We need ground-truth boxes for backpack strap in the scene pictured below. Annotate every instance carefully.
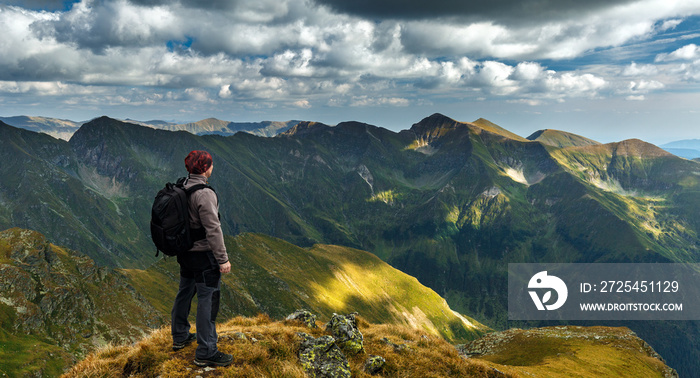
[184,183,213,196]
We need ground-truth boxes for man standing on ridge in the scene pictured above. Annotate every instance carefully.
[171,150,233,367]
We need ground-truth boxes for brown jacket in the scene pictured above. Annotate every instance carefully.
[183,174,228,264]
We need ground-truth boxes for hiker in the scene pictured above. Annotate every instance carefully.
[171,150,233,367]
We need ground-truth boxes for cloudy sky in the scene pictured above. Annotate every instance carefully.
[2,0,700,143]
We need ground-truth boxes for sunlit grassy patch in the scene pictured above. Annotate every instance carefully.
[467,326,675,378]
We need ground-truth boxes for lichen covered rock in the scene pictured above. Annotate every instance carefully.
[364,355,386,375]
[286,309,318,329]
[326,313,364,354]
[297,332,351,378]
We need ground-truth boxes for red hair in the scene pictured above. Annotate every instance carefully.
[185,150,213,174]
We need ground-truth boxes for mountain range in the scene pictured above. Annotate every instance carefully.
[0,116,81,141]
[1,113,699,375]
[0,115,301,140]
[144,118,301,137]
[5,113,699,159]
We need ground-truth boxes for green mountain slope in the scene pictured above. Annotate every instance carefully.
[121,232,488,343]
[0,228,165,377]
[463,326,676,377]
[548,140,700,262]
[0,121,153,267]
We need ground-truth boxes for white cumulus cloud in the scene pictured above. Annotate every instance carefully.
[0,0,699,121]
[655,44,700,62]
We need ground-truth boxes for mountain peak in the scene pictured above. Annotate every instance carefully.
[412,113,459,129]
[190,117,229,127]
[527,129,600,148]
[280,121,332,137]
[409,114,527,142]
[408,113,463,139]
[426,112,456,123]
[614,138,673,158]
[471,118,528,141]
[91,115,115,123]
[71,116,133,137]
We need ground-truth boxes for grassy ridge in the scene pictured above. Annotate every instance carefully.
[466,326,675,377]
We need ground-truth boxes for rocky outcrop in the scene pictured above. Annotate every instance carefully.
[326,313,364,354]
[364,355,386,375]
[297,333,351,378]
[0,228,166,364]
[294,311,384,377]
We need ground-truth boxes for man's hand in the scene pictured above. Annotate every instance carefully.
[220,261,231,274]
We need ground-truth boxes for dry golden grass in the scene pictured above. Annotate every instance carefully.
[350,322,505,378]
[63,315,672,378]
[62,314,506,378]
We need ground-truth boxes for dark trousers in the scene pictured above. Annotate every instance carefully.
[171,251,221,359]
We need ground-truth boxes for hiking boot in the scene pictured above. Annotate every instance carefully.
[194,351,233,367]
[172,333,197,351]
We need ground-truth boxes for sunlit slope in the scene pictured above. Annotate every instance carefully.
[527,128,600,148]
[472,117,529,142]
[122,233,489,343]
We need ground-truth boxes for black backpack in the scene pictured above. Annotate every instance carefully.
[150,177,211,257]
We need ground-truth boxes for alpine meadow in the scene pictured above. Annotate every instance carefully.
[0,113,697,376]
